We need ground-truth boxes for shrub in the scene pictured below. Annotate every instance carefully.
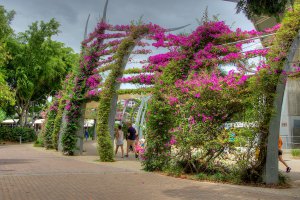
[291,149,300,157]
[163,161,184,177]
[278,172,290,185]
[0,127,37,142]
[34,131,45,147]
[195,173,208,180]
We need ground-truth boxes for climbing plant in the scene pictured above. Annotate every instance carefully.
[242,0,300,182]
[40,2,299,187]
[44,99,59,149]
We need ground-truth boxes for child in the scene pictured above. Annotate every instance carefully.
[135,138,145,159]
[115,125,124,158]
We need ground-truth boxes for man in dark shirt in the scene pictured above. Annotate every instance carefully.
[125,123,137,157]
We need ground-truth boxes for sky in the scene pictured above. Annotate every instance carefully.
[1,0,256,53]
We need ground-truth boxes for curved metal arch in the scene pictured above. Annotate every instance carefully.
[84,14,91,40]
[102,0,109,22]
[166,24,191,32]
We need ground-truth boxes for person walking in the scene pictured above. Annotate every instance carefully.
[115,125,124,158]
[125,123,136,157]
[278,136,291,173]
[84,128,89,141]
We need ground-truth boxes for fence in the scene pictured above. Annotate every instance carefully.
[281,135,300,149]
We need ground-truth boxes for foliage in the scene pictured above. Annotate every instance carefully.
[0,5,15,41]
[142,91,174,171]
[291,149,300,157]
[117,88,152,95]
[96,23,155,161]
[60,31,104,154]
[97,36,136,162]
[241,0,300,182]
[61,101,81,155]
[137,12,298,185]
[142,20,260,172]
[51,99,64,150]
[266,0,300,68]
[123,68,143,74]
[0,6,15,107]
[128,99,141,122]
[49,74,75,150]
[40,2,298,188]
[3,18,78,126]
[34,131,45,147]
[0,109,6,122]
[0,126,36,142]
[44,108,57,149]
[194,171,241,184]
[0,73,15,107]
[236,0,293,20]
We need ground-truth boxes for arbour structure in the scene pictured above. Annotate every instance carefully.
[43,0,276,157]
[41,0,300,184]
[42,0,189,158]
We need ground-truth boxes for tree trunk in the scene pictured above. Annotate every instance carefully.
[24,108,29,127]
[18,102,30,127]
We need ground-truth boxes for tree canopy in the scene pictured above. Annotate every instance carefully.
[2,15,78,125]
[236,0,294,20]
[0,6,15,112]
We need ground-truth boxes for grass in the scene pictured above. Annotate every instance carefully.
[291,149,300,157]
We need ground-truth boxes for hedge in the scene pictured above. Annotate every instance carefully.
[0,127,37,142]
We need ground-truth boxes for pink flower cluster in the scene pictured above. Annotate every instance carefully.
[264,24,281,33]
[86,74,102,89]
[65,102,72,111]
[168,96,179,105]
[86,89,101,98]
[202,114,213,122]
[244,49,269,57]
[97,56,114,66]
[165,135,177,147]
[175,70,249,96]
[256,61,270,71]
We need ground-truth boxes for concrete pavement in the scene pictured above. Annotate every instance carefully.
[0,143,299,200]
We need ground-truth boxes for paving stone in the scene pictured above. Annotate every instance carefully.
[0,144,299,200]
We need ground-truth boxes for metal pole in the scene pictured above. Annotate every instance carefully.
[265,32,300,184]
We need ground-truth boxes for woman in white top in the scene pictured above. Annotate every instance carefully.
[115,125,124,158]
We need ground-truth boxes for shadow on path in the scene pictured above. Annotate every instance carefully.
[0,159,33,165]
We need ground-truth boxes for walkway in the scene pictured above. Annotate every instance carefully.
[0,144,299,200]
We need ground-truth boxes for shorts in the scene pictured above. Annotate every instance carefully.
[278,149,283,156]
[116,142,123,146]
[127,140,135,149]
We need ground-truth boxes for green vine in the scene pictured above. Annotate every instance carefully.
[51,99,65,150]
[44,108,58,149]
[117,87,153,95]
[244,1,300,182]
[123,68,143,74]
[97,26,149,161]
[142,60,186,171]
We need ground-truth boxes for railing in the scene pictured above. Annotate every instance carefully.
[281,135,300,149]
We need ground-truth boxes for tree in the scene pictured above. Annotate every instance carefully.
[0,6,15,112]
[3,18,78,126]
[0,5,15,66]
[236,0,294,21]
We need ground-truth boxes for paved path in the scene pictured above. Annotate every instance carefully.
[0,144,299,200]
